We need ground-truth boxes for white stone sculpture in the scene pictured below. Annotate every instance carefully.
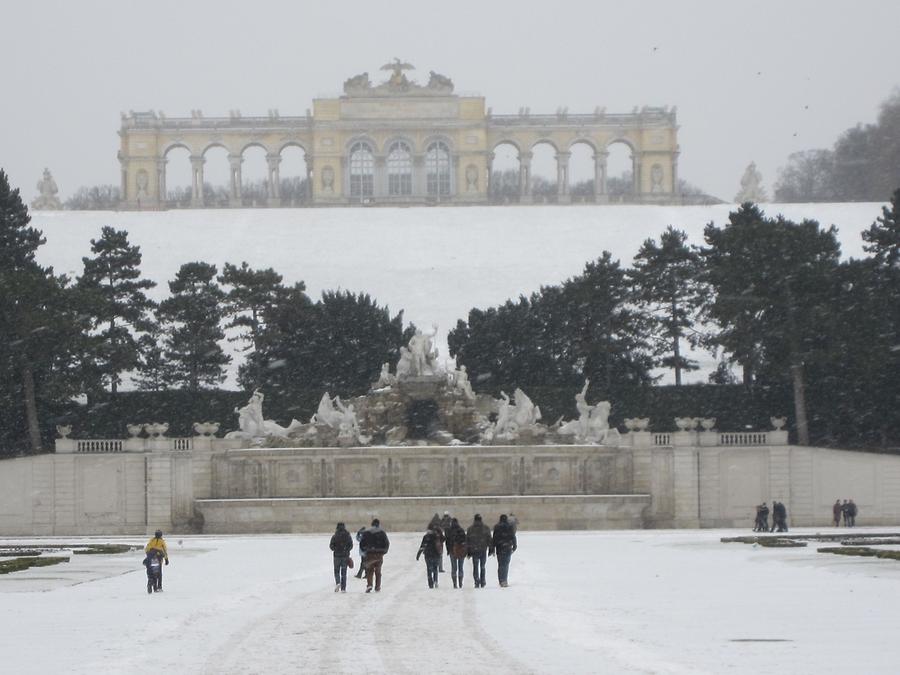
[313,392,365,446]
[771,416,787,430]
[144,422,169,438]
[488,387,545,442]
[126,424,143,438]
[56,425,72,439]
[454,365,475,400]
[375,362,396,389]
[193,421,220,437]
[32,168,62,210]
[700,418,717,431]
[558,380,614,444]
[398,325,442,378]
[734,161,768,203]
[225,389,302,439]
[512,388,542,428]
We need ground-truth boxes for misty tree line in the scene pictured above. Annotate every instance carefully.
[2,168,898,453]
[774,90,900,202]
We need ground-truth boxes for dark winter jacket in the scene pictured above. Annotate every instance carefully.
[446,522,467,558]
[440,514,453,532]
[491,521,517,555]
[417,530,443,561]
[330,526,353,557]
[466,521,492,554]
[361,526,390,554]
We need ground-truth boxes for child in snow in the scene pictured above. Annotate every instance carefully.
[143,549,164,593]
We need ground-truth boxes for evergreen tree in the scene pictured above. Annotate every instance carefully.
[700,203,841,444]
[157,262,230,391]
[218,262,302,389]
[0,170,85,452]
[77,226,156,394]
[250,289,411,418]
[862,187,900,268]
[631,226,703,385]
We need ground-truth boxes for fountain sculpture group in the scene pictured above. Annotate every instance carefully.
[224,328,617,448]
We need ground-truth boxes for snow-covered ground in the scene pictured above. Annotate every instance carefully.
[30,203,885,386]
[2,528,899,674]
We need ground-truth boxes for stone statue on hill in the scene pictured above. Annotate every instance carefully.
[734,162,768,203]
[32,168,62,210]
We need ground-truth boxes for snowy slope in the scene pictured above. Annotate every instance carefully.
[2,529,899,674]
[30,203,885,387]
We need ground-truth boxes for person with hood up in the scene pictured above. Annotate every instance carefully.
[329,522,354,592]
[490,514,517,587]
[466,514,491,588]
[354,525,367,578]
[145,529,169,591]
[446,517,468,589]
[360,518,390,593]
[416,524,444,589]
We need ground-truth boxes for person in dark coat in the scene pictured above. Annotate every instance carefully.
[770,501,788,533]
[446,517,467,589]
[848,499,858,527]
[439,511,452,572]
[360,518,390,592]
[490,513,517,587]
[416,525,444,589]
[842,499,851,526]
[354,525,367,578]
[329,522,353,592]
[833,499,843,527]
[466,513,491,588]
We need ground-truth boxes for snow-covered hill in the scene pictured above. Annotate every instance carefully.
[30,203,885,387]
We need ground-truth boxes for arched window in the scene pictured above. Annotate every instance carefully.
[349,142,374,197]
[426,141,451,197]
[387,141,412,196]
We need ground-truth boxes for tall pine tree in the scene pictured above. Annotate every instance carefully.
[630,226,703,385]
[77,226,156,394]
[158,262,230,391]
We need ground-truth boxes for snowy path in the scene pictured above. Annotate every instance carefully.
[3,530,900,674]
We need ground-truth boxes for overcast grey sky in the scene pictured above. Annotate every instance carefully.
[2,0,898,202]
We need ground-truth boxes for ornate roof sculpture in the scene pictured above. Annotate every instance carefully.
[343,59,454,97]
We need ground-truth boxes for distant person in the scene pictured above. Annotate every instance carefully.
[848,499,858,527]
[329,522,353,593]
[416,525,443,589]
[360,518,390,593]
[439,511,453,572]
[466,514,491,588]
[142,549,164,594]
[833,499,843,527]
[354,525,367,579]
[145,529,169,591]
[842,499,850,527]
[446,517,467,589]
[771,501,788,533]
[490,514,517,588]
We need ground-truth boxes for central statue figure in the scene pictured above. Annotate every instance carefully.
[380,58,415,88]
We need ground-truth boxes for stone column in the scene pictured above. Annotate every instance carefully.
[632,153,643,200]
[266,154,282,206]
[671,150,680,196]
[157,158,167,206]
[305,154,314,205]
[228,154,243,207]
[518,151,533,203]
[486,151,494,200]
[556,150,571,203]
[121,168,128,202]
[190,155,205,207]
[594,150,608,203]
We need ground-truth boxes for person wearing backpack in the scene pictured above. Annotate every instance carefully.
[446,517,468,589]
[416,524,444,589]
[329,522,354,593]
[490,514,517,588]
[466,514,491,588]
[360,518,390,593]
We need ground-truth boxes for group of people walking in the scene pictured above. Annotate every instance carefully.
[752,501,788,532]
[329,511,519,593]
[833,499,859,527]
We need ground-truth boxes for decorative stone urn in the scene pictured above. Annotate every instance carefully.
[674,417,693,431]
[635,418,650,431]
[126,424,144,438]
[700,418,716,431]
[56,425,72,439]
[144,422,169,438]
[193,421,220,437]
[623,418,638,432]
[770,416,787,430]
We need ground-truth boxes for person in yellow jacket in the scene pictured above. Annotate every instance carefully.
[145,529,169,590]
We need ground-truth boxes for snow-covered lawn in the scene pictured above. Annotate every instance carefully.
[2,528,899,674]
[30,203,884,386]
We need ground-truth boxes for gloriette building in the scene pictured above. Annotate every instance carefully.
[118,61,680,208]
